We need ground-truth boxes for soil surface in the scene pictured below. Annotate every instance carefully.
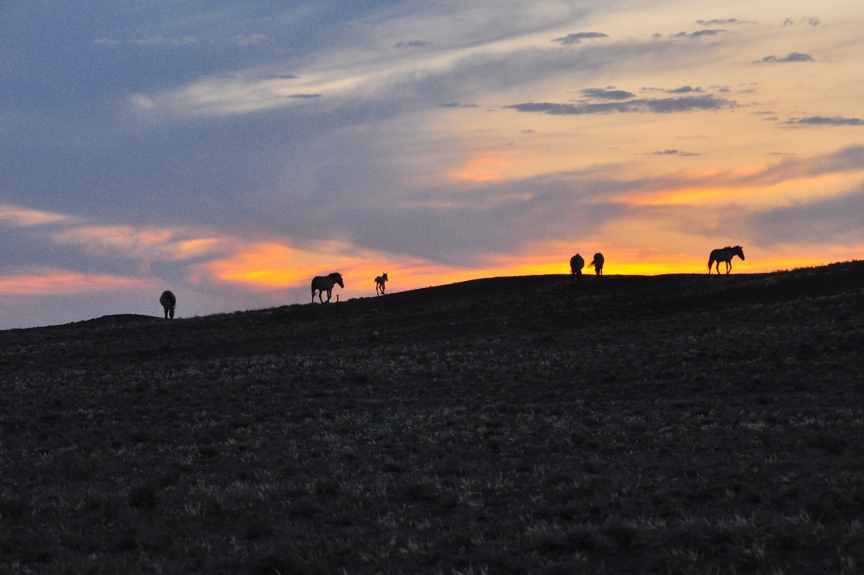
[2,262,863,574]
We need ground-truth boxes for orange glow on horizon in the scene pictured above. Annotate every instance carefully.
[196,237,864,302]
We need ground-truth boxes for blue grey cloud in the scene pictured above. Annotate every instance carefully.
[440,102,479,109]
[652,149,700,157]
[673,29,727,39]
[394,40,433,49]
[509,95,734,115]
[553,32,608,45]
[785,116,864,126]
[581,88,636,100]
[696,18,750,26]
[756,52,814,63]
[749,186,864,245]
[668,85,704,94]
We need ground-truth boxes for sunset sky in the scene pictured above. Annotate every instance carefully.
[2,0,863,327]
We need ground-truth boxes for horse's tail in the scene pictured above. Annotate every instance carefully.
[707,255,714,272]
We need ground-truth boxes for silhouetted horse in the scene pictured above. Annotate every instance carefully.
[159,290,176,319]
[570,254,585,278]
[374,273,388,296]
[589,252,605,276]
[708,245,745,275]
[311,272,344,303]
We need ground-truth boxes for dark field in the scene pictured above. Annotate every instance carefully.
[2,262,864,574]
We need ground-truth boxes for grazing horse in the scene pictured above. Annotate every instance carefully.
[311,272,344,303]
[570,254,585,278]
[159,290,176,319]
[708,245,745,275]
[374,273,389,296]
[589,252,605,276]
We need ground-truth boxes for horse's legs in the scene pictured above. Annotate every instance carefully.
[726,261,731,274]
[326,289,332,303]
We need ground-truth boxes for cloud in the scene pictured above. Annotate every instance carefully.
[509,95,734,115]
[668,85,703,94]
[552,32,608,45]
[641,85,705,94]
[749,186,864,245]
[394,40,433,49]
[440,101,479,108]
[581,88,635,100]
[739,146,864,184]
[696,19,750,26]
[48,224,228,263]
[96,35,200,48]
[784,116,864,126]
[0,268,155,296]
[673,29,726,39]
[755,52,814,64]
[0,204,78,228]
[651,149,700,157]
[233,34,272,47]
[783,17,821,27]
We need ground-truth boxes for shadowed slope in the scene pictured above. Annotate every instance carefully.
[1,262,863,574]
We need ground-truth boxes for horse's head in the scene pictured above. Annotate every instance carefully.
[331,272,344,288]
[382,273,388,282]
[734,245,745,260]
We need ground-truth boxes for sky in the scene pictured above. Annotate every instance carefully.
[1,0,863,328]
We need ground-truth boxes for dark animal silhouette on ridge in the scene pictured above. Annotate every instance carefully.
[570,254,585,278]
[708,245,745,275]
[311,272,344,303]
[589,252,605,276]
[374,273,389,296]
[159,290,176,319]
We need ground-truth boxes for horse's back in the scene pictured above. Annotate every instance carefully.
[160,290,176,307]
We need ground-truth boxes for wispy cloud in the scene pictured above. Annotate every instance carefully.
[785,116,864,126]
[581,88,635,100]
[755,52,814,64]
[673,29,727,39]
[0,204,78,228]
[696,19,751,26]
[552,32,608,45]
[440,101,479,109]
[95,35,199,48]
[0,268,155,296]
[233,34,272,47]
[749,185,864,245]
[783,17,821,27]
[509,95,734,115]
[651,149,700,157]
[394,40,433,49]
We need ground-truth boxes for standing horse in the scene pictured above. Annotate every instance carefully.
[311,272,344,303]
[708,246,745,275]
[159,290,176,319]
[374,273,389,296]
[589,252,605,276]
[570,254,585,278]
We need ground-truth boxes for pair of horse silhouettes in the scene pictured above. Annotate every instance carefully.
[310,272,388,303]
[570,252,605,278]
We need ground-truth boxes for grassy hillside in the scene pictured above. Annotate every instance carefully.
[2,262,864,574]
